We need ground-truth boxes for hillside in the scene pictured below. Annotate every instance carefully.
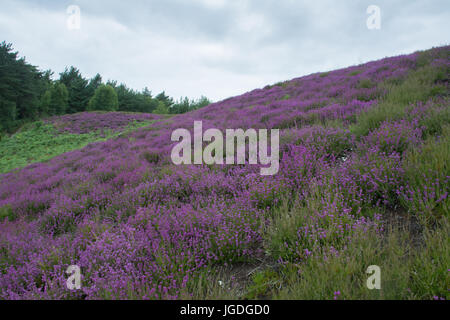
[0,112,161,174]
[0,46,448,300]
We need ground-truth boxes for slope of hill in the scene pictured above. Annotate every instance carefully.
[0,112,161,174]
[0,46,448,299]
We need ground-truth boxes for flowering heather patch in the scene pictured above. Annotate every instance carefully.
[47,112,160,135]
[0,46,449,299]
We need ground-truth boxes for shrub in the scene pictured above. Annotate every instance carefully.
[357,78,376,89]
[141,151,160,164]
[0,205,16,222]
[88,85,119,111]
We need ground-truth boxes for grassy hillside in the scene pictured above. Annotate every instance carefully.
[0,46,448,300]
[0,112,160,173]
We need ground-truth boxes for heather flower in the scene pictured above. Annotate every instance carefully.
[0,47,448,299]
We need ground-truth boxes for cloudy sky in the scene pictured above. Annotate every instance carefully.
[1,0,449,101]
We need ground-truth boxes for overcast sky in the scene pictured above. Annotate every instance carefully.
[1,0,449,101]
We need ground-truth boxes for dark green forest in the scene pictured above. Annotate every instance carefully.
[0,41,211,133]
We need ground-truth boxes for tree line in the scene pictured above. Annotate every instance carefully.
[0,42,211,133]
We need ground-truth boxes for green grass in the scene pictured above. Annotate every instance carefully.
[400,126,450,222]
[179,269,243,300]
[0,205,15,222]
[348,70,363,76]
[357,78,376,89]
[196,217,448,300]
[351,64,449,138]
[273,220,449,300]
[0,120,153,174]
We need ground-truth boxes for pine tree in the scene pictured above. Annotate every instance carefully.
[68,77,90,113]
[59,66,91,113]
[155,91,173,108]
[87,74,102,96]
[0,98,17,132]
[0,42,46,130]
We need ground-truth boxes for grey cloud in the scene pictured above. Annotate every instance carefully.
[1,0,449,101]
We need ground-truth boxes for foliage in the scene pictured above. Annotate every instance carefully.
[169,96,211,114]
[88,85,119,111]
[0,41,49,131]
